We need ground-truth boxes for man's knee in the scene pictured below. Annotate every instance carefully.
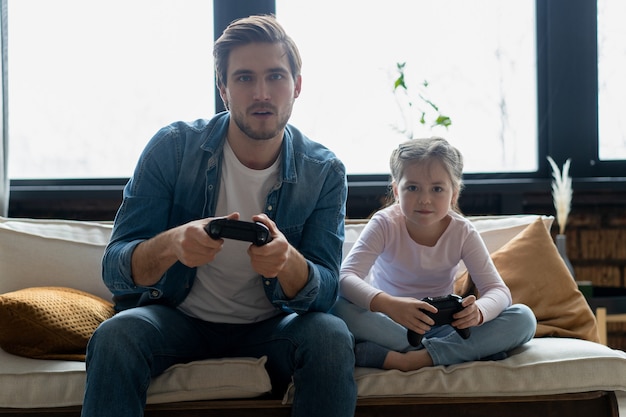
[87,308,159,360]
[300,313,355,359]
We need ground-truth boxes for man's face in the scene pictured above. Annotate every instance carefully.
[220,42,301,141]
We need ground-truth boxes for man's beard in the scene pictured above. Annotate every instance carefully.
[232,104,293,141]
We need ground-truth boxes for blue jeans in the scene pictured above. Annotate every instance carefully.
[330,298,536,366]
[81,305,357,417]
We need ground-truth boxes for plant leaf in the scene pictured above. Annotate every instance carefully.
[434,115,452,128]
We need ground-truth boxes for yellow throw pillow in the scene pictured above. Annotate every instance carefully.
[454,217,599,343]
[0,286,115,360]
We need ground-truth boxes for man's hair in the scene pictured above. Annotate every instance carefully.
[213,14,302,88]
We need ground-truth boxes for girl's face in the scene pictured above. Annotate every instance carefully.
[393,159,458,228]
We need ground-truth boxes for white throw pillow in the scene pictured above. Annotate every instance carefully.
[344,215,553,258]
[0,217,113,301]
[465,214,554,253]
[343,215,554,277]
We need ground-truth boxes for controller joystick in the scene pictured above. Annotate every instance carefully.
[407,294,471,347]
[205,218,273,246]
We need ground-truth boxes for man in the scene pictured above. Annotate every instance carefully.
[81,14,357,417]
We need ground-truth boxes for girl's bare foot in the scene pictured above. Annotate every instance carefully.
[383,349,434,371]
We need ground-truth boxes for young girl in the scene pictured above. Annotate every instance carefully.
[331,137,536,371]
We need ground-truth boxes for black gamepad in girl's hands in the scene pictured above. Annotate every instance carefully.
[205,219,273,246]
[407,294,471,347]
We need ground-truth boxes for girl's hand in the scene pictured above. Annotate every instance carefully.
[370,292,438,336]
[452,295,483,329]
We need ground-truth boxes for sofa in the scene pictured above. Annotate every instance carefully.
[1,214,626,417]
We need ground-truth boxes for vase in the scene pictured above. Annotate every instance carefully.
[555,234,575,279]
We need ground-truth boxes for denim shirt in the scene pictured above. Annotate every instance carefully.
[103,112,347,315]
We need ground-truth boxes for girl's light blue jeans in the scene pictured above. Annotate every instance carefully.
[330,297,537,366]
[81,305,357,417]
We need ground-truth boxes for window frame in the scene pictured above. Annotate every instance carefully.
[7,0,626,219]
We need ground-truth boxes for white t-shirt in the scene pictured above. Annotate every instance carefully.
[339,204,512,323]
[178,141,281,323]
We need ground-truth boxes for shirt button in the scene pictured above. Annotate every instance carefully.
[267,205,273,211]
[150,289,160,297]
[265,280,271,286]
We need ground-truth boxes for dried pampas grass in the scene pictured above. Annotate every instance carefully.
[547,156,572,235]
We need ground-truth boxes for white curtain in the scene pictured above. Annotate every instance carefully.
[0,0,8,217]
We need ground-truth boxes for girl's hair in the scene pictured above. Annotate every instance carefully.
[388,137,465,211]
[213,14,302,89]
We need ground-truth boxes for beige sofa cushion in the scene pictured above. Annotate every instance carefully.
[283,338,626,402]
[0,348,271,408]
[0,217,113,300]
[351,338,626,398]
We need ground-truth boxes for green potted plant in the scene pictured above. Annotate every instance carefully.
[392,62,452,139]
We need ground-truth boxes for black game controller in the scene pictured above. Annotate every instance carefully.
[205,218,273,246]
[407,294,471,347]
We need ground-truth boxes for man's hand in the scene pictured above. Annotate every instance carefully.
[131,213,239,286]
[174,214,240,267]
[248,213,309,298]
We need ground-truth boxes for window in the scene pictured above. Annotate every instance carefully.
[6,1,626,182]
[277,0,537,174]
[597,0,626,161]
[8,0,214,179]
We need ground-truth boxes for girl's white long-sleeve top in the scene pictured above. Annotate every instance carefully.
[339,204,512,323]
